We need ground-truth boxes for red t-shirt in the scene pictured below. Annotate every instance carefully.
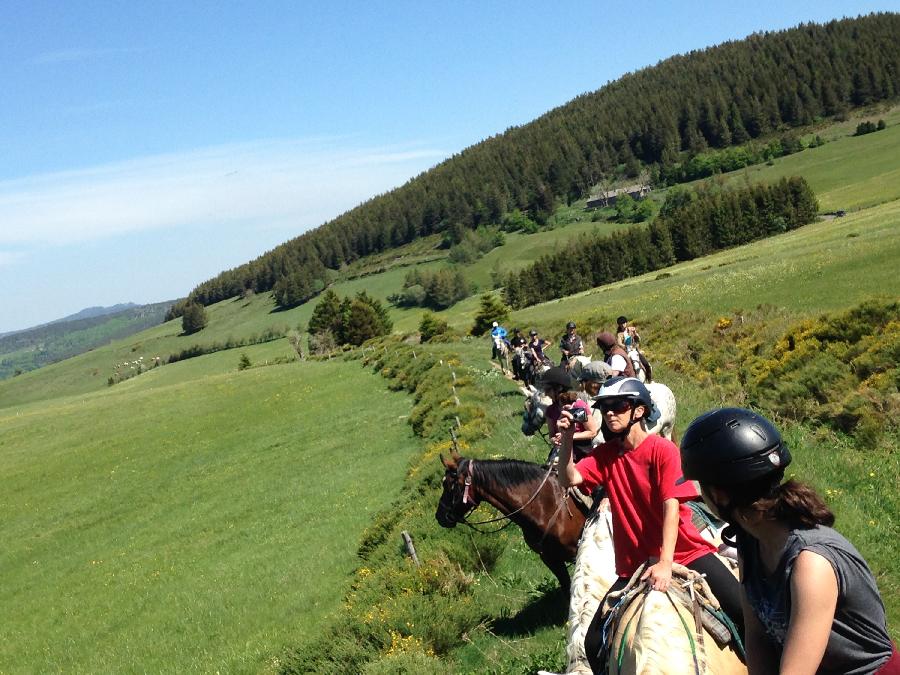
[575,434,715,577]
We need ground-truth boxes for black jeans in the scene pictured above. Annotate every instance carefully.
[584,553,744,674]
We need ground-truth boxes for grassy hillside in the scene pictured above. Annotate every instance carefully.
[0,355,415,673]
[0,301,172,381]
[718,104,900,212]
[0,105,897,673]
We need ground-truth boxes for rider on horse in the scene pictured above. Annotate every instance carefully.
[490,321,509,359]
[555,377,744,673]
[541,367,598,462]
[617,315,646,379]
[559,321,585,366]
[596,331,635,378]
[509,328,527,380]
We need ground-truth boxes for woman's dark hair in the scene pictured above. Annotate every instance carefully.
[558,390,579,405]
[734,477,835,529]
[617,315,628,326]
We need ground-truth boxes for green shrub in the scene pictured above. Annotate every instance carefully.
[419,312,450,343]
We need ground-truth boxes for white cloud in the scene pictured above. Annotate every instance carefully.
[0,139,446,247]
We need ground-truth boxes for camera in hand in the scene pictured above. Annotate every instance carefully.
[567,406,588,423]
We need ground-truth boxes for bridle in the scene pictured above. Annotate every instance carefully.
[441,458,559,533]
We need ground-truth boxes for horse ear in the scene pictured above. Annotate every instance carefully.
[440,453,458,469]
[450,448,462,462]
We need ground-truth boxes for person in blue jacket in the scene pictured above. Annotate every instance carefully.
[490,321,508,359]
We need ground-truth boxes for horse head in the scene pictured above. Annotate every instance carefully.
[435,452,479,528]
[521,387,551,436]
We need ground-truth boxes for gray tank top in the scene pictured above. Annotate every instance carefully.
[740,525,893,674]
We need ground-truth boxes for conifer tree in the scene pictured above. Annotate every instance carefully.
[470,293,510,336]
[181,302,208,335]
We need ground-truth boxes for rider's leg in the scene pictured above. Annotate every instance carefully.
[584,575,629,673]
[685,553,745,641]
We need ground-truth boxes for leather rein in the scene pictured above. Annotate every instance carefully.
[451,458,561,532]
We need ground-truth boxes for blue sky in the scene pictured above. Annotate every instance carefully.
[1,1,896,334]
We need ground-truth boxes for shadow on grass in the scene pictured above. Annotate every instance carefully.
[489,586,568,637]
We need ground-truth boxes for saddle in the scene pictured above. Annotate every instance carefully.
[595,561,744,672]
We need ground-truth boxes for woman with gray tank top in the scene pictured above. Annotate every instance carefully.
[678,408,898,675]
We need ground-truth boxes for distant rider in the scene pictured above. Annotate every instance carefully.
[509,328,527,380]
[559,321,585,366]
[490,321,508,359]
[528,329,550,366]
[596,331,635,378]
[616,315,644,377]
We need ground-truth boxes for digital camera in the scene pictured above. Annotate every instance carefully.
[567,407,588,424]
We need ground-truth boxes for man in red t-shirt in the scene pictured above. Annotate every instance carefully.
[556,377,743,671]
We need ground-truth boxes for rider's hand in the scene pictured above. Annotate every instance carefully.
[551,432,562,446]
[641,559,673,592]
[556,410,576,436]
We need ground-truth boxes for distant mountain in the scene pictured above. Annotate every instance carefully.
[0,301,174,380]
[51,303,140,325]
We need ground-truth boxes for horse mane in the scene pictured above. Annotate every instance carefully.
[471,458,548,489]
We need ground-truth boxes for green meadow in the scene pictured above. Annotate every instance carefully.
[0,358,415,673]
[0,107,898,672]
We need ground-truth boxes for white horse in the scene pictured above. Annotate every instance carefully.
[542,501,739,675]
[493,336,510,374]
[559,499,617,675]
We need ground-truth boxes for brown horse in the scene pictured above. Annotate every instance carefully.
[436,452,586,590]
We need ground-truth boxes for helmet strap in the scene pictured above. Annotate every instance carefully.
[606,404,640,445]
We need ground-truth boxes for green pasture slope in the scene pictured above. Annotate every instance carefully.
[0,355,416,673]
[718,104,900,213]
[0,107,897,672]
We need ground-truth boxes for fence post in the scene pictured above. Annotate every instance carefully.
[401,531,420,566]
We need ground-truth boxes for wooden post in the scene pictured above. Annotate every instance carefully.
[451,370,456,381]
[401,531,420,566]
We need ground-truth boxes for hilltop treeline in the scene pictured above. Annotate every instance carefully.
[178,13,900,314]
[503,177,819,308]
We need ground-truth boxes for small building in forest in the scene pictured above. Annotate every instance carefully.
[586,184,650,208]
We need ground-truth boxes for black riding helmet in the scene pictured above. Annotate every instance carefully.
[566,321,576,329]
[678,407,792,487]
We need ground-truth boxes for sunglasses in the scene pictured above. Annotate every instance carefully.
[598,399,633,414]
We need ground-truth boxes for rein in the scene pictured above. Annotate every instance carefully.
[455,458,559,532]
